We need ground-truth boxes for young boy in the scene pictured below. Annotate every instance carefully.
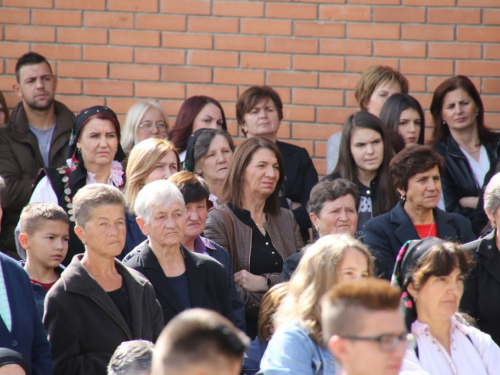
[18,202,69,319]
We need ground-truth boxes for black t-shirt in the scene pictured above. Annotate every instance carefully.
[167,272,191,310]
[107,275,132,331]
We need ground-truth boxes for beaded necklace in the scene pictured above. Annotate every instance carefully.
[425,330,458,375]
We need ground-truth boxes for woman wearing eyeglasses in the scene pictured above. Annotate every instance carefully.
[392,238,500,374]
[259,234,373,375]
[121,101,169,157]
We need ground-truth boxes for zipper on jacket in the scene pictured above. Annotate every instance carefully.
[90,297,132,340]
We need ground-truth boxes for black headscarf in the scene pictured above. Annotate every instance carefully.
[0,348,30,374]
[390,237,445,330]
[68,105,126,165]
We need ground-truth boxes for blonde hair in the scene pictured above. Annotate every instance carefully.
[276,234,374,347]
[257,283,289,342]
[121,101,169,155]
[124,138,180,215]
[354,65,409,112]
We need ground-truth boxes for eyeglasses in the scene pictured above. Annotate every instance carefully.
[340,333,415,352]
[138,121,168,132]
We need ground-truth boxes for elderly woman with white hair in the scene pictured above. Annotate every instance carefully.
[43,184,163,375]
[121,101,169,157]
[461,172,500,346]
[124,180,234,325]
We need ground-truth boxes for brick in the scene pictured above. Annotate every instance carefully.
[56,0,105,10]
[458,27,500,43]
[315,141,327,158]
[189,17,239,34]
[189,51,238,68]
[320,39,371,56]
[110,30,160,47]
[427,77,481,93]
[406,76,426,92]
[85,12,134,29]
[373,7,425,23]
[402,25,454,41]
[299,0,345,3]
[485,114,500,130]
[485,45,500,60]
[4,0,52,7]
[59,96,106,112]
[319,73,359,90]
[484,10,500,25]
[287,140,314,155]
[283,107,315,122]
[346,92,358,107]
[317,108,356,124]
[374,41,426,58]
[135,82,185,99]
[58,28,107,44]
[458,0,500,5]
[266,3,317,20]
[58,62,108,79]
[412,93,432,110]
[346,57,399,73]
[137,15,186,31]
[349,0,399,4]
[428,8,480,24]
[105,98,140,114]
[481,78,500,94]
[276,122,290,139]
[186,85,237,101]
[319,5,370,21]
[294,22,345,38]
[313,159,326,177]
[267,72,318,88]
[109,0,158,12]
[161,0,211,15]
[293,89,344,106]
[109,64,160,81]
[215,35,265,52]
[5,26,55,43]
[273,88,291,104]
[348,24,400,40]
[0,9,30,24]
[213,1,264,17]
[33,10,82,26]
[457,61,500,77]
[0,42,31,58]
[400,59,453,76]
[84,80,134,97]
[293,124,336,141]
[57,79,82,95]
[83,46,133,63]
[482,96,500,113]
[293,56,344,72]
[32,44,82,61]
[267,37,318,54]
[161,67,212,83]
[428,43,481,59]
[213,69,265,86]
[241,19,292,36]
[403,0,454,4]
[0,76,15,91]
[135,48,185,65]
[6,60,20,75]
[240,53,291,70]
[163,33,213,49]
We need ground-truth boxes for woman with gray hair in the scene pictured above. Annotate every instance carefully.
[461,172,500,346]
[124,180,234,326]
[43,184,163,375]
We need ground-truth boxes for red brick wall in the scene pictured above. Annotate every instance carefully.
[1,0,499,175]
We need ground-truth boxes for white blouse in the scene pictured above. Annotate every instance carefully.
[400,318,500,375]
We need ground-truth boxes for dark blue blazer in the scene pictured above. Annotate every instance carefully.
[0,253,52,375]
[122,211,146,260]
[364,202,476,280]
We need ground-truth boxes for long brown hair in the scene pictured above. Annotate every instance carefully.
[221,137,284,216]
[333,112,397,216]
[430,75,492,144]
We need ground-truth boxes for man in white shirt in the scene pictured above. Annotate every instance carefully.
[322,278,411,375]
[0,52,75,257]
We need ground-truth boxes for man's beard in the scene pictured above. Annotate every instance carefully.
[25,95,54,112]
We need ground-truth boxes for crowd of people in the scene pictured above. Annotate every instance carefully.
[0,51,499,375]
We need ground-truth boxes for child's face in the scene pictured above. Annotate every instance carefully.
[24,221,69,268]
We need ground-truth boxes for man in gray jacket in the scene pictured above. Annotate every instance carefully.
[0,52,75,257]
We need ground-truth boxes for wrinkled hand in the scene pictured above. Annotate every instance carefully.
[459,196,479,209]
[234,270,268,292]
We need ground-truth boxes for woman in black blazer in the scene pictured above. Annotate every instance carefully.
[364,145,476,279]
[461,172,500,346]
[123,179,234,326]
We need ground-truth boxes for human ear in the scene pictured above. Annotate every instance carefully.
[136,216,149,237]
[328,336,347,362]
[407,282,417,299]
[13,83,22,98]
[18,233,30,250]
[74,225,85,244]
[310,213,320,232]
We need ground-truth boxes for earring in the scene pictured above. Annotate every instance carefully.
[442,120,447,125]
[476,112,479,117]
[77,148,82,154]
[401,195,406,203]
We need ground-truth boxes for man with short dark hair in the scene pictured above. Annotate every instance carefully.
[152,309,249,375]
[0,52,75,256]
[322,278,412,375]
